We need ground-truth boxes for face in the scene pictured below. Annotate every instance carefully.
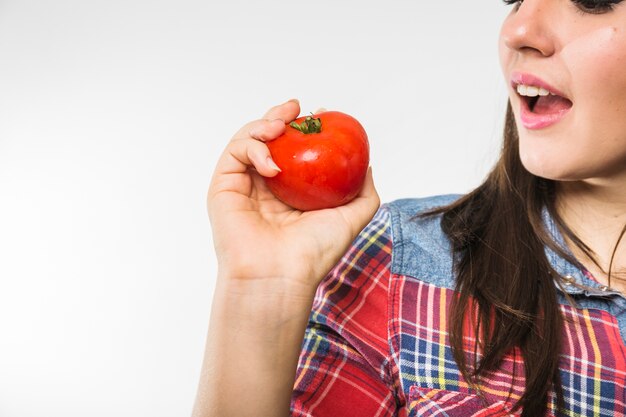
[499,0,626,183]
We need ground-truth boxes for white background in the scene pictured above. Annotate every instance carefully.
[0,1,509,416]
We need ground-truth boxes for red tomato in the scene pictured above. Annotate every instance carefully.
[264,111,369,211]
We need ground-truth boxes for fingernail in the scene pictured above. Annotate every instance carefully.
[287,98,299,104]
[267,156,281,172]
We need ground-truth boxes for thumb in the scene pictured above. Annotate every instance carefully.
[341,167,380,234]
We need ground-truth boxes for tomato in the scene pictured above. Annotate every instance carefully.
[264,111,369,211]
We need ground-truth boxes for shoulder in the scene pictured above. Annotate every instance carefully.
[314,193,463,314]
[384,194,462,223]
[311,193,462,323]
[382,194,463,289]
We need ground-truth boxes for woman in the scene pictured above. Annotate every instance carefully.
[193,1,626,416]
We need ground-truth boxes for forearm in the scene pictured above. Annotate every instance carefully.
[192,276,317,417]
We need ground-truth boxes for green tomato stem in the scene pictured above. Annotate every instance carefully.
[289,115,322,134]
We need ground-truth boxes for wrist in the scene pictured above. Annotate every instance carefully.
[212,272,317,333]
[216,268,319,305]
[198,273,316,417]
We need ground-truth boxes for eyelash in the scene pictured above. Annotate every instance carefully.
[502,0,620,15]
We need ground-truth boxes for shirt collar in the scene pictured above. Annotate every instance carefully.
[541,205,623,298]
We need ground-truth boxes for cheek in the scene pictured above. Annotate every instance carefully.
[560,27,626,175]
[564,26,626,121]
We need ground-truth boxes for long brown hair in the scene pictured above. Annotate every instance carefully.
[420,101,625,416]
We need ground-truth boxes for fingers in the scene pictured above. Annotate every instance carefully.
[249,104,326,140]
[248,119,286,141]
[262,98,301,122]
[215,137,281,179]
[231,99,302,142]
[212,99,309,184]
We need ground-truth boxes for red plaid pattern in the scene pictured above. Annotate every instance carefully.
[291,203,626,416]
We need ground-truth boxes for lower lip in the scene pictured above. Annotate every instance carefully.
[519,98,571,130]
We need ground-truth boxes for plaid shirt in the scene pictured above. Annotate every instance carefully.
[291,195,626,416]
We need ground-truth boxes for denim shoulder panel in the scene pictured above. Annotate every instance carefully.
[387,194,462,289]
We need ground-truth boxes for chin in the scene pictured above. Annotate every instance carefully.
[519,153,577,182]
[520,160,592,182]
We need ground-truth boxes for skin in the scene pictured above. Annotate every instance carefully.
[499,0,626,291]
[194,1,626,415]
[192,99,379,417]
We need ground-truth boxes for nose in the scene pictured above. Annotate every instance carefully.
[500,0,556,57]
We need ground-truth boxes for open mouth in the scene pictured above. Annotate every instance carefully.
[527,95,539,112]
[517,84,573,115]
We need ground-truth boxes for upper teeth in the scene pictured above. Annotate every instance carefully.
[517,84,552,97]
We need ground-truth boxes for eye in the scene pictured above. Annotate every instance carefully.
[502,0,621,14]
[572,0,620,14]
[502,0,523,12]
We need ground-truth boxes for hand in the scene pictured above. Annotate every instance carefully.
[207,99,380,295]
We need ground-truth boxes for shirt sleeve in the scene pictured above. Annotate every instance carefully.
[291,206,400,416]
